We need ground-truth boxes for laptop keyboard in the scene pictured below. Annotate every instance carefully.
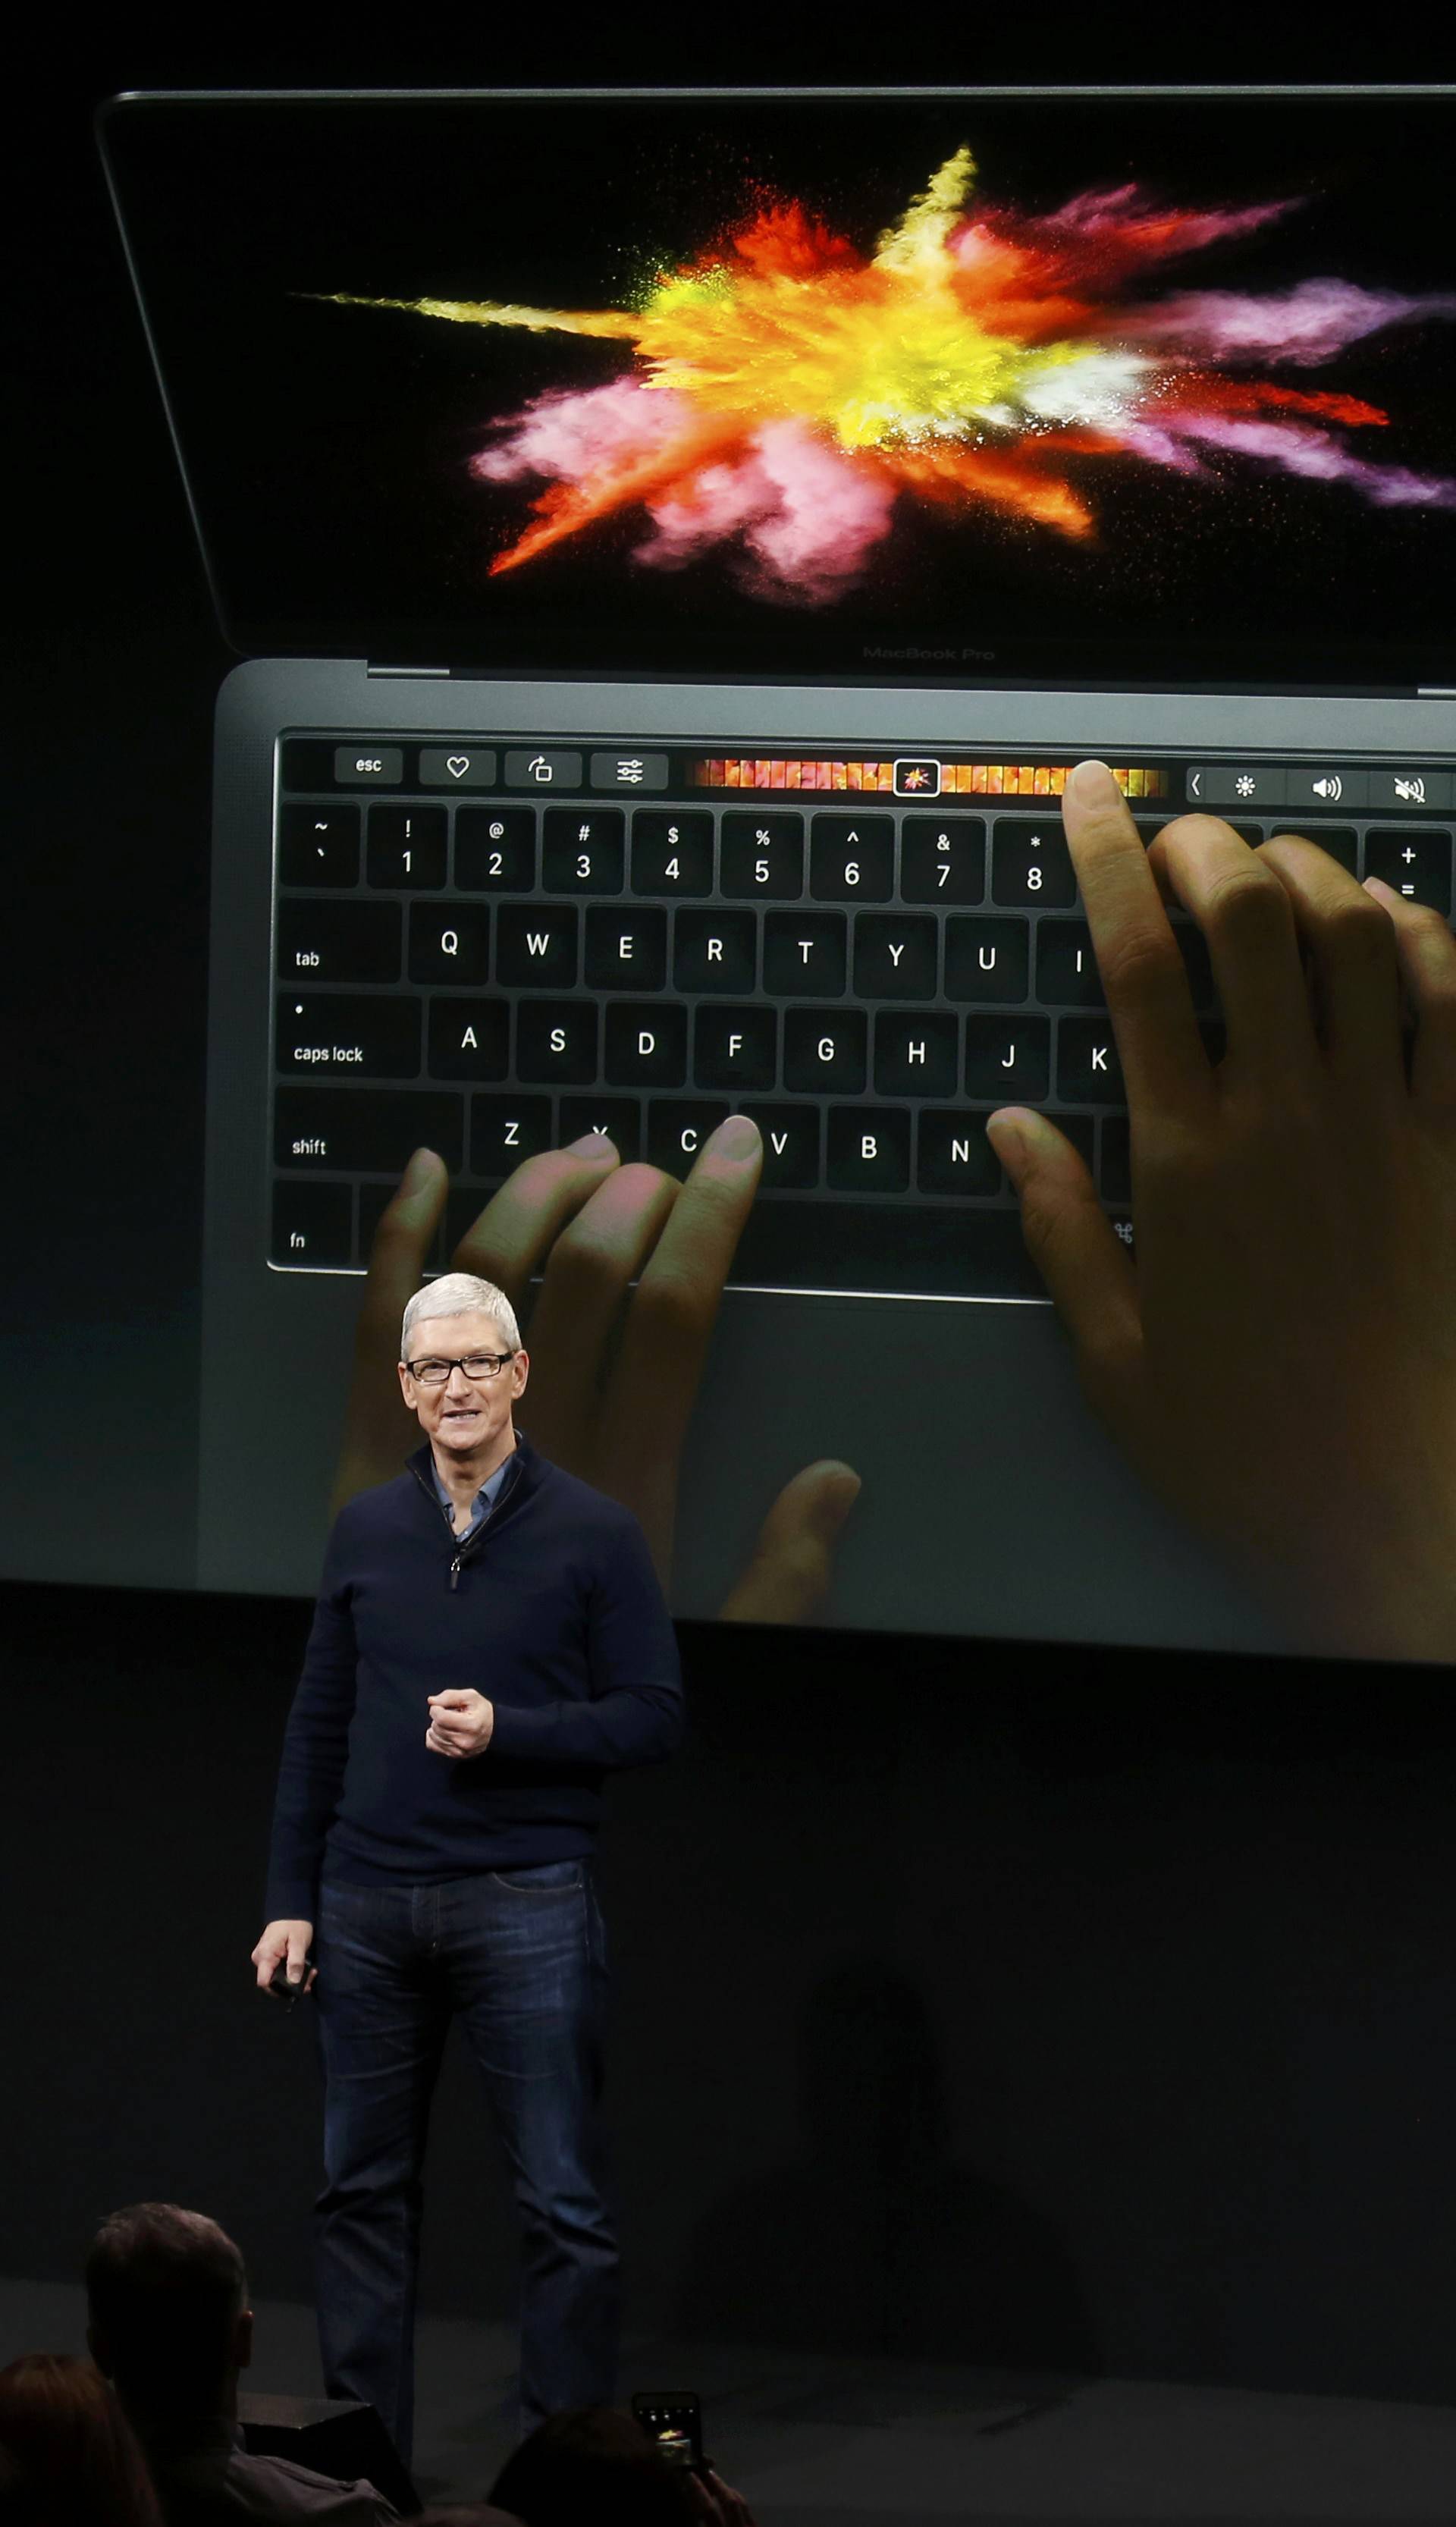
[269,736,1455,1300]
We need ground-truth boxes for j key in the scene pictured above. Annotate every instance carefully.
[455,807,536,893]
[1057,1016,1125,1103]
[827,1107,910,1194]
[853,915,937,1000]
[604,1002,688,1088]
[428,997,510,1080]
[631,810,714,896]
[965,1015,1050,1100]
[874,1012,958,1099]
[695,1006,777,1091]
[275,1086,463,1172]
[732,1103,821,1189]
[366,803,447,889]
[516,1000,599,1084]
[720,811,805,900]
[559,1097,643,1159]
[647,1100,732,1178]
[784,1007,867,1094]
[900,816,985,905]
[944,918,1029,1005]
[496,904,578,989]
[1363,829,1453,916]
[471,1095,554,1179]
[276,993,420,1079]
[280,804,360,887]
[1100,1114,1131,1204]
[1036,920,1104,1009]
[917,1110,1003,1197]
[764,910,846,997]
[542,808,626,894]
[992,817,1076,908]
[810,815,895,902]
[586,906,667,992]
[410,903,490,984]
[271,1181,354,1268]
[278,899,400,985]
[674,910,757,994]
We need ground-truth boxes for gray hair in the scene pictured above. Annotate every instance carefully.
[85,2204,247,2416]
[400,1273,520,1361]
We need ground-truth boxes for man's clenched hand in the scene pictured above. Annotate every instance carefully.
[425,1689,495,1758]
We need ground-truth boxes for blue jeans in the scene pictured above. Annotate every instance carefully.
[312,1861,617,2468]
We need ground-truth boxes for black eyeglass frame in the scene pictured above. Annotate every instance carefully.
[402,1350,518,1385]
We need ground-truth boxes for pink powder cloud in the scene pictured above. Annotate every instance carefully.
[472,378,697,485]
[637,421,898,602]
[1121,278,1456,366]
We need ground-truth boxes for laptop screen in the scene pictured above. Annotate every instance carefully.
[101,87,1455,692]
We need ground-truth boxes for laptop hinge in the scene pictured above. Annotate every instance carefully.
[366,664,451,677]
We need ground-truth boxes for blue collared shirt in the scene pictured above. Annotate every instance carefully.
[430,1442,516,1541]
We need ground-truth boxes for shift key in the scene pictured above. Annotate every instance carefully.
[275,1087,464,1172]
[278,899,401,984]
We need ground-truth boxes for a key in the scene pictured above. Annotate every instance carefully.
[585,906,667,992]
[455,807,536,892]
[964,1015,1050,1100]
[277,899,400,985]
[784,1007,868,1094]
[495,904,579,989]
[673,910,757,995]
[516,1000,599,1083]
[764,911,846,997]
[366,803,447,889]
[694,1006,777,1091]
[276,993,421,1080]
[275,1087,463,1172]
[900,815,985,905]
[604,1003,688,1088]
[542,807,626,894]
[874,1012,959,1099]
[853,915,937,1000]
[827,1107,911,1194]
[809,815,895,902]
[731,1104,821,1189]
[409,903,490,985]
[271,1181,354,1267]
[279,804,360,887]
[991,817,1076,909]
[428,997,510,1081]
[471,1096,554,1179]
[631,810,714,896]
[720,811,805,900]
[944,918,1029,1005]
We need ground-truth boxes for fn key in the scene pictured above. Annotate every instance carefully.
[271,1182,353,1267]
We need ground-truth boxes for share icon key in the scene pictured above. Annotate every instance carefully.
[419,747,498,786]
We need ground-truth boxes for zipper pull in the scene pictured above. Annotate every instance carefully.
[449,1551,463,1592]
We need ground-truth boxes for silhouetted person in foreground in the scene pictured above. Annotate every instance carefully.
[0,2351,164,2527]
[488,2407,755,2527]
[85,2203,399,2524]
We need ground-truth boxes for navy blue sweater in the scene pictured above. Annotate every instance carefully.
[265,1437,683,1920]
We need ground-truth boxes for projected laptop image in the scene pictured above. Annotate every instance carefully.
[99,86,1456,1643]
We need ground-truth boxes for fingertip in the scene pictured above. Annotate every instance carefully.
[565,1132,619,1160]
[1065,758,1124,810]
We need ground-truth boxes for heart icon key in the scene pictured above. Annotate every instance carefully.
[446,755,470,777]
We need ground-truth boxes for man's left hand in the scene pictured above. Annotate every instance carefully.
[425,1690,494,1758]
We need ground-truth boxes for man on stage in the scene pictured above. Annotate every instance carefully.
[250,1271,684,2472]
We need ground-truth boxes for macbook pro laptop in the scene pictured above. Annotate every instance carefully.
[97,86,1456,1647]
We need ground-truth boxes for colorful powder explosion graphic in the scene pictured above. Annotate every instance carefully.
[316,149,1456,602]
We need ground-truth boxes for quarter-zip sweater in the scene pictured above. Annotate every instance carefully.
[265,1436,683,1920]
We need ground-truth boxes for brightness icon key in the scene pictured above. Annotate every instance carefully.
[1185,765,1288,808]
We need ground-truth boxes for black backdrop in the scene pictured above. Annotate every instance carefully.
[8,14,1456,2413]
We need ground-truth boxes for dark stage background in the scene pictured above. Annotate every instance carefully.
[8,11,1456,2425]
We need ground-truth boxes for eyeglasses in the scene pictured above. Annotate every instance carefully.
[403,1351,516,1386]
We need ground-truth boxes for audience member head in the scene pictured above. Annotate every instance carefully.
[85,2203,253,2439]
[0,2351,165,2527]
[488,2406,697,2527]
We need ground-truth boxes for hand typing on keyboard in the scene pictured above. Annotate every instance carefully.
[986,759,1456,1664]
[331,1116,861,1622]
